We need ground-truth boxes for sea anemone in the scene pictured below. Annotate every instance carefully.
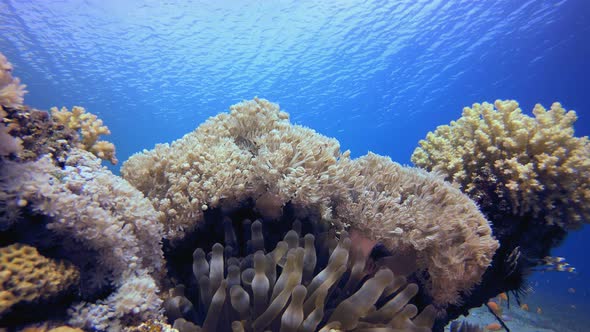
[123,98,498,309]
[162,211,436,331]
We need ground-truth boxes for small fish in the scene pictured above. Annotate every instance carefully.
[537,256,576,273]
[568,287,576,294]
[536,307,542,314]
[487,301,501,315]
[498,292,508,301]
[520,303,529,311]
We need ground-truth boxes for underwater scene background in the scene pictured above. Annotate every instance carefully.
[1,0,590,331]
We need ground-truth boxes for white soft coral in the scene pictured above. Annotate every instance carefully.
[0,52,26,108]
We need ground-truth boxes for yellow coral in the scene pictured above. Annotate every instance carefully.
[123,98,498,305]
[412,100,590,229]
[20,323,84,332]
[0,243,79,316]
[50,106,118,164]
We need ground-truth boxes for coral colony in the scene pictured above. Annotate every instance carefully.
[0,51,588,332]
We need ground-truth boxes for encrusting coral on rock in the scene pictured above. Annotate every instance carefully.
[0,243,80,316]
[1,105,79,163]
[123,97,499,308]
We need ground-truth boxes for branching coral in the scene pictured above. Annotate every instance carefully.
[0,243,80,316]
[123,98,498,306]
[0,52,115,164]
[51,106,118,165]
[411,100,590,328]
[1,149,165,330]
[411,100,590,230]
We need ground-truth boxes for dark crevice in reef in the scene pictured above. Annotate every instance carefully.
[0,294,77,328]
[438,211,568,331]
[163,199,331,297]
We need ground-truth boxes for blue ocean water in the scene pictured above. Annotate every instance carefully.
[1,0,589,330]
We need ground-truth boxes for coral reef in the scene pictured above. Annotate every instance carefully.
[0,52,26,108]
[0,52,160,331]
[1,51,115,164]
[1,105,78,163]
[0,107,22,157]
[0,50,504,331]
[51,106,118,165]
[411,100,590,329]
[411,100,590,230]
[0,52,27,156]
[123,98,498,307]
[332,153,499,305]
[1,149,165,330]
[1,103,115,164]
[0,243,79,316]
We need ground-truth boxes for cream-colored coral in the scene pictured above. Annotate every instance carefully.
[125,319,176,332]
[50,106,118,164]
[0,52,27,108]
[0,108,23,156]
[122,98,340,239]
[412,100,590,229]
[331,153,499,305]
[0,149,164,330]
[0,51,26,156]
[122,98,498,305]
[0,243,79,316]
